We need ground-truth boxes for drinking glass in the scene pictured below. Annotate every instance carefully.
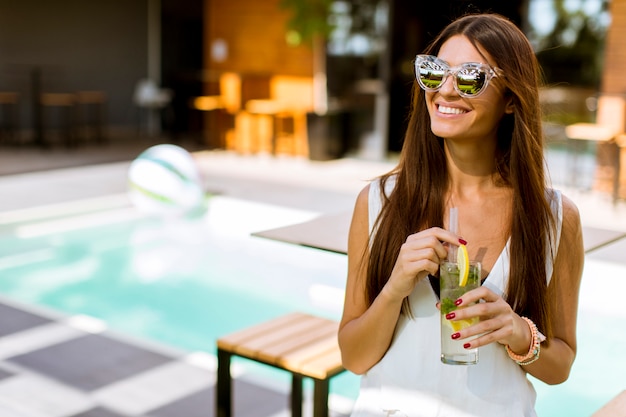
[440,260,481,365]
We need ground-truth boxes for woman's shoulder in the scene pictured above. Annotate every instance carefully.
[559,192,582,230]
[370,173,397,195]
[547,189,580,221]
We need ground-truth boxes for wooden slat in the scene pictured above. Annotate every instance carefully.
[256,323,336,364]
[279,336,339,370]
[231,315,324,359]
[217,312,307,350]
[217,312,345,380]
[297,348,345,380]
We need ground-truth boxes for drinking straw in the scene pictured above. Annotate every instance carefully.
[448,207,458,262]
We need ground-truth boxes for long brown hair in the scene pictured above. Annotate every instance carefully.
[366,14,555,341]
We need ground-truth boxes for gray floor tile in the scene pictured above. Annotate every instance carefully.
[7,333,173,391]
[145,379,287,417]
[91,360,212,415]
[0,321,85,360]
[0,303,52,337]
[587,237,626,264]
[0,366,13,381]
[0,373,94,417]
[232,379,289,417]
[143,386,213,417]
[582,226,626,252]
[69,407,128,417]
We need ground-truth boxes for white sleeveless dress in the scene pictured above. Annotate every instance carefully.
[349,177,563,417]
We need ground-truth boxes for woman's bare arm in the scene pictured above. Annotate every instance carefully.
[338,185,458,374]
[522,194,584,384]
[338,186,405,374]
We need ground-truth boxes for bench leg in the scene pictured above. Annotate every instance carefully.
[216,348,232,417]
[291,374,303,417]
[312,378,330,417]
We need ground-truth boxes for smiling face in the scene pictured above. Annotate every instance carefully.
[426,35,511,143]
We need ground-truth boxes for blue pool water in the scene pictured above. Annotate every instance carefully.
[0,194,623,414]
[0,195,361,399]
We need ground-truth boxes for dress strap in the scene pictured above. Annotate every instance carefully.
[545,189,563,285]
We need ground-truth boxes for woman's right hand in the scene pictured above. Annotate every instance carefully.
[340,186,465,374]
[383,227,463,301]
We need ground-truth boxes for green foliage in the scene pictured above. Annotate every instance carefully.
[533,0,609,87]
[279,0,334,43]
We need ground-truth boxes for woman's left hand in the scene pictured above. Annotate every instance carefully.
[445,286,531,353]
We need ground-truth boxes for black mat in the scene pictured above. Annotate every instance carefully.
[0,302,53,337]
[7,333,173,391]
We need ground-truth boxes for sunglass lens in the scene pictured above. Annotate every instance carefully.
[418,64,445,90]
[456,69,486,96]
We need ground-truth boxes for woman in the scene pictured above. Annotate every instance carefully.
[338,13,584,417]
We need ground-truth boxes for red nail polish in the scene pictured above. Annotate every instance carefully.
[463,343,471,349]
[454,299,463,306]
[459,238,468,245]
[445,312,455,320]
[451,333,460,340]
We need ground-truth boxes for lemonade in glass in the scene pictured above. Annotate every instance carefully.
[440,251,481,365]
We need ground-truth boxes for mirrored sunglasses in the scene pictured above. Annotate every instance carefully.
[414,54,503,98]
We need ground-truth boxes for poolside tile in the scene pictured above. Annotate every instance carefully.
[91,360,212,415]
[144,379,287,417]
[230,379,290,417]
[582,226,626,252]
[0,321,85,360]
[7,333,173,391]
[0,366,13,381]
[0,404,43,417]
[0,373,93,417]
[68,407,128,417]
[141,386,213,417]
[586,236,626,265]
[0,302,52,337]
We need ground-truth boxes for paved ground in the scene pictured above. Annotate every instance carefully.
[0,141,625,417]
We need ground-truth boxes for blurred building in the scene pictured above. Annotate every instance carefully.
[1,0,623,162]
[0,0,203,146]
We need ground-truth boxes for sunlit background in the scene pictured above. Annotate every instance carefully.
[0,1,625,417]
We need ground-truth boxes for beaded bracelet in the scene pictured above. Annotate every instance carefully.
[505,316,541,366]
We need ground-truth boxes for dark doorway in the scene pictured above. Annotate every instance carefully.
[161,0,204,141]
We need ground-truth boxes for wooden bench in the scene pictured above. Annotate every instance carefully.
[216,312,345,417]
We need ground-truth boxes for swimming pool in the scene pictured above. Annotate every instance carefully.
[0,194,361,399]
[0,194,623,415]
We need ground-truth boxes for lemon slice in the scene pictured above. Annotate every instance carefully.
[448,317,476,332]
[457,244,469,286]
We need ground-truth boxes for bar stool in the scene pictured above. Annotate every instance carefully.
[75,91,107,144]
[40,93,77,147]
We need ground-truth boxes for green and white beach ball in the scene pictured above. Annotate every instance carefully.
[128,144,205,217]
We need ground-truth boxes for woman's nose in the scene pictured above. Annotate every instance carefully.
[438,73,457,97]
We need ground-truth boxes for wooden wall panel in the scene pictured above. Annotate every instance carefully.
[601,0,626,95]
[204,0,313,78]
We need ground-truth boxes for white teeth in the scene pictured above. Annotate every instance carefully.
[438,105,467,115]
